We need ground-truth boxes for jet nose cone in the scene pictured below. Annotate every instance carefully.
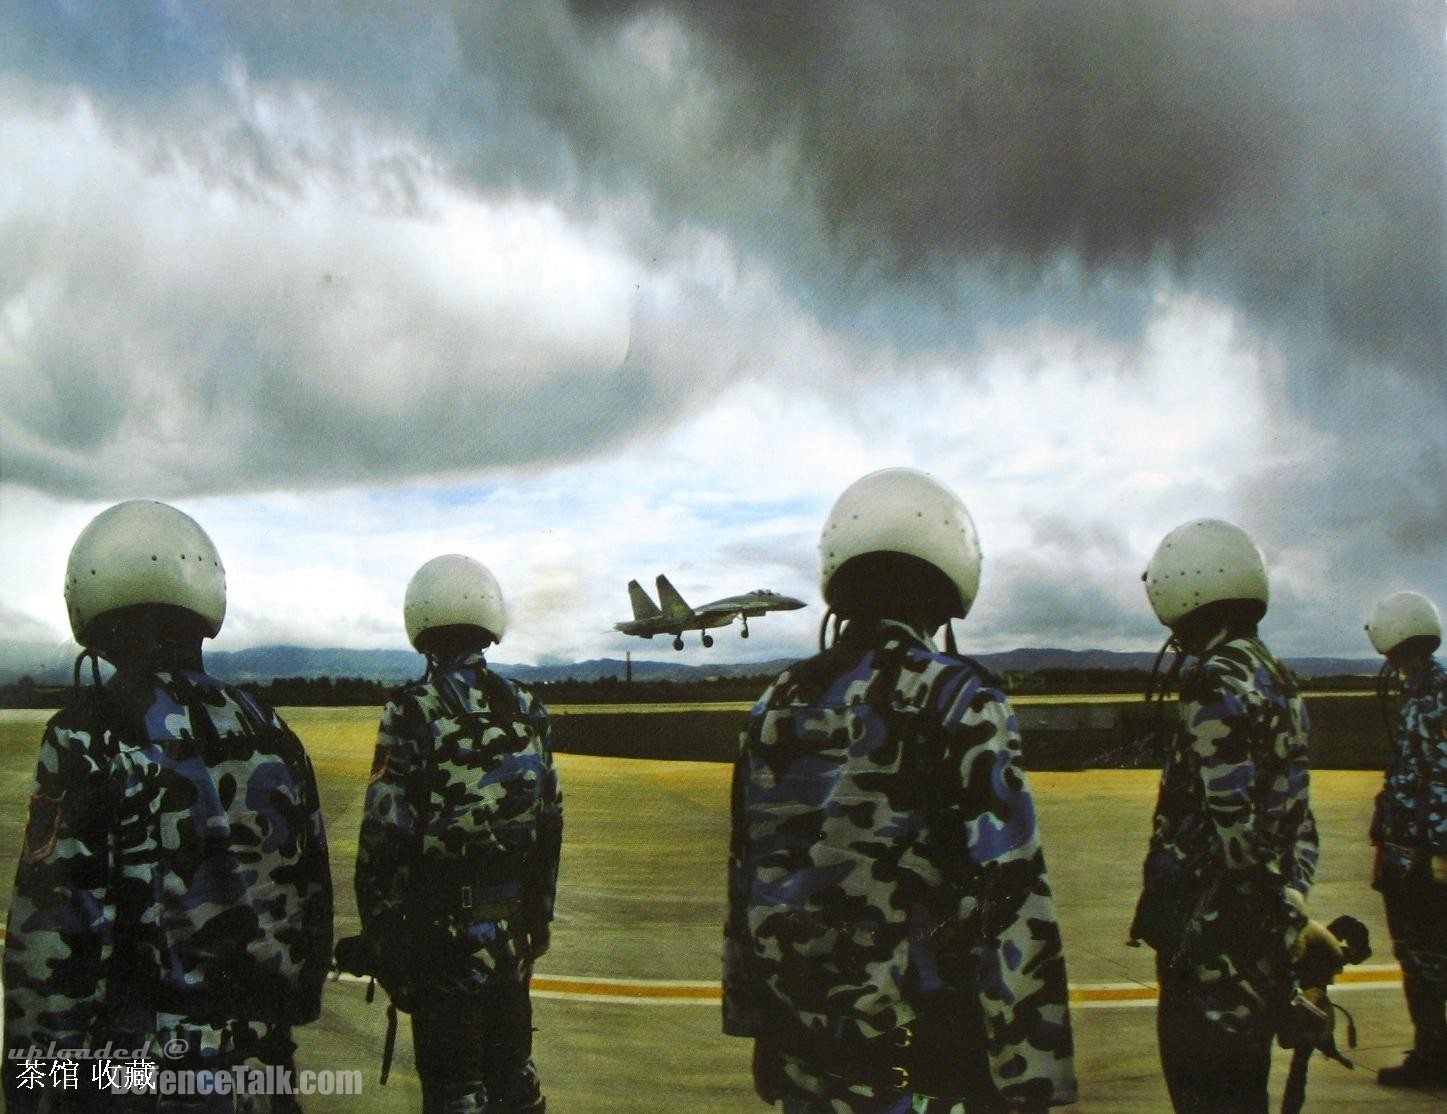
[780,597,807,610]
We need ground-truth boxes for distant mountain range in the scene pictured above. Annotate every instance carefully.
[0,639,1384,687]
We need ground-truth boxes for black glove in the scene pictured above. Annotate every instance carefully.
[752,1041,788,1104]
[333,935,377,977]
[1278,988,1334,1052]
[335,931,418,1011]
[528,922,551,960]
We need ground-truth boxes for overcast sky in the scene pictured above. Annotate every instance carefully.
[2,1,1443,667]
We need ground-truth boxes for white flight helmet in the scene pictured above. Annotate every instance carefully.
[1143,518,1268,628]
[404,554,507,649]
[1366,590,1442,656]
[64,500,227,644]
[819,468,982,620]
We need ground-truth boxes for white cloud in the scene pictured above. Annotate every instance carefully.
[0,83,641,495]
[1,289,1346,662]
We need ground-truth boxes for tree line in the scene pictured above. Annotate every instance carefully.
[0,668,1376,710]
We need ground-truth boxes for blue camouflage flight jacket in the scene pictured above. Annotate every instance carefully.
[355,651,563,992]
[1140,635,1317,1030]
[1371,656,1447,876]
[724,620,1077,1107]
[3,667,334,1067]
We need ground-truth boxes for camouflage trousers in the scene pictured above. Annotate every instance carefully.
[766,1007,1004,1114]
[1382,872,1447,1052]
[1155,955,1274,1114]
[147,1017,301,1114]
[779,1081,977,1114]
[775,1055,1004,1114]
[411,978,543,1114]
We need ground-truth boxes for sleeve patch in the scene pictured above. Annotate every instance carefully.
[23,792,65,864]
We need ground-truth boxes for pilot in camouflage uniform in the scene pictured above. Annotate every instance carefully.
[724,468,1077,1113]
[1365,590,1447,1088]
[3,500,333,1113]
[1130,518,1319,1114]
[349,555,562,1114]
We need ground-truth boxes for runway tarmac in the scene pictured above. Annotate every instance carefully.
[1,707,1443,1111]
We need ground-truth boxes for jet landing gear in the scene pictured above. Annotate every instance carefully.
[675,632,714,650]
[673,636,685,651]
[740,618,750,639]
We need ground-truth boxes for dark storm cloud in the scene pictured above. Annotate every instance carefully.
[1025,514,1136,564]
[1,1,229,101]
[968,512,1161,650]
[464,0,1445,654]
[717,536,820,590]
[1235,369,1447,654]
[13,1,1442,382]
[0,215,680,498]
[5,0,1443,595]
[458,0,1441,376]
[974,554,1163,652]
[0,0,838,500]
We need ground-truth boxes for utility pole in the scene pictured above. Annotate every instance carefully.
[625,650,632,685]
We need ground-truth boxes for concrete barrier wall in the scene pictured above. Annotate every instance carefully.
[550,709,745,762]
[548,692,1393,771]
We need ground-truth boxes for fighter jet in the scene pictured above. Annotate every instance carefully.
[615,574,807,650]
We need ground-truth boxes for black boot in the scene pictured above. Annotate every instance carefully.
[1378,1048,1447,1088]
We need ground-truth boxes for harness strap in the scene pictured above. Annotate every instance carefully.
[381,1004,398,1085]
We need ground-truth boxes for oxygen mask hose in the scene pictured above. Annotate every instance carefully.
[1375,659,1398,746]
[817,609,839,651]
[71,648,104,691]
[1137,632,1184,765]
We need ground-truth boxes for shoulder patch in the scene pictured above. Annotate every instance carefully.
[23,792,65,864]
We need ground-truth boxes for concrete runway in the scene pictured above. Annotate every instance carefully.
[2,706,1444,1111]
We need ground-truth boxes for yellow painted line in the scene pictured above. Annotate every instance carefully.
[532,975,718,1001]
[1338,964,1403,986]
[362,967,1405,1008]
[1300,691,1378,700]
[1075,984,1156,1004]
[324,970,722,1007]
[532,973,1406,1009]
[0,929,1403,1008]
[1013,693,1160,706]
